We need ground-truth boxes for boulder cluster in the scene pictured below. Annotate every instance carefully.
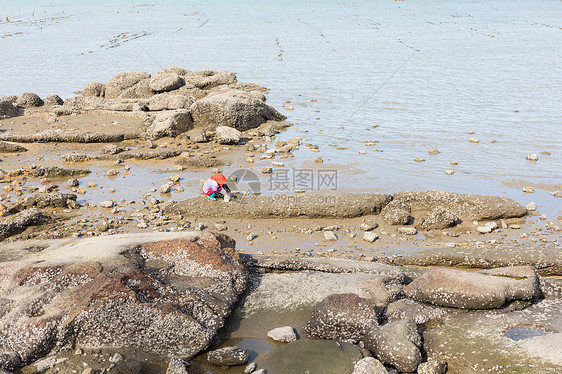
[0,68,286,140]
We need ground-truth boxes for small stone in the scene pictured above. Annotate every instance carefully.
[272,161,285,167]
[67,179,79,187]
[107,169,118,176]
[522,187,534,193]
[267,326,297,342]
[109,353,124,363]
[215,223,228,231]
[166,356,189,374]
[509,224,521,229]
[324,231,338,241]
[414,157,425,162]
[160,183,172,193]
[500,219,508,229]
[207,346,250,366]
[75,348,84,355]
[82,368,94,374]
[417,360,448,374]
[428,149,439,154]
[450,160,458,165]
[352,357,388,374]
[526,202,536,211]
[552,191,562,198]
[169,174,181,182]
[314,157,324,163]
[526,154,538,161]
[253,370,266,374]
[97,222,110,232]
[261,167,273,174]
[445,169,454,175]
[99,200,115,208]
[398,227,417,235]
[359,150,366,154]
[195,222,206,231]
[540,214,547,220]
[244,363,257,374]
[360,222,378,231]
[363,231,379,243]
[477,225,492,234]
[247,233,258,241]
[469,137,479,143]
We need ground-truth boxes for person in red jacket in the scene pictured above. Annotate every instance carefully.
[202,173,233,201]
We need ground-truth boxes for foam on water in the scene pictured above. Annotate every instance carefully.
[1,0,561,215]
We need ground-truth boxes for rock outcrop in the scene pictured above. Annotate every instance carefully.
[190,90,285,130]
[0,208,50,240]
[15,93,43,108]
[0,232,248,370]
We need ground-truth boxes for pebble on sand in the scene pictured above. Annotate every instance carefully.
[526,154,538,161]
[469,137,479,143]
[429,149,439,154]
[445,170,454,175]
[363,231,380,242]
[267,326,298,342]
[414,157,425,162]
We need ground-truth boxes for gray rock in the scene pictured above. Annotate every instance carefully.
[417,360,448,374]
[267,326,297,342]
[244,362,257,373]
[101,144,125,155]
[149,72,185,92]
[44,94,64,107]
[185,70,237,89]
[118,78,154,99]
[0,95,17,104]
[166,356,189,374]
[24,192,77,209]
[392,190,527,221]
[216,126,242,144]
[207,346,250,366]
[167,193,392,219]
[109,353,124,363]
[0,101,20,119]
[191,90,285,131]
[526,202,536,211]
[257,122,276,137]
[163,66,191,76]
[81,82,105,97]
[385,298,450,325]
[360,221,378,231]
[0,141,27,153]
[421,207,458,230]
[146,109,193,139]
[33,356,57,373]
[404,268,539,309]
[62,96,143,112]
[105,71,151,98]
[352,357,388,374]
[398,227,417,235]
[15,92,43,108]
[324,231,338,241]
[364,319,422,373]
[187,129,208,143]
[146,94,192,111]
[382,201,411,225]
[362,231,380,243]
[0,208,50,240]
[305,293,379,340]
[99,200,115,208]
[214,223,228,231]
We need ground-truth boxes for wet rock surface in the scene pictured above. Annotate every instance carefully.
[0,208,50,240]
[0,232,247,370]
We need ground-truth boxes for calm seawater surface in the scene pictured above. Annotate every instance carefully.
[1,0,561,214]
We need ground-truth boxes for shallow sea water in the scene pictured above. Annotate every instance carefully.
[1,0,561,217]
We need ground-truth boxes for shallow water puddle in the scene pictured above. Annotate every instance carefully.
[505,326,550,341]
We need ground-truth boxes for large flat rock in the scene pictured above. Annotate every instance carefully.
[393,190,527,221]
[0,232,247,371]
[396,245,562,276]
[166,193,392,219]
